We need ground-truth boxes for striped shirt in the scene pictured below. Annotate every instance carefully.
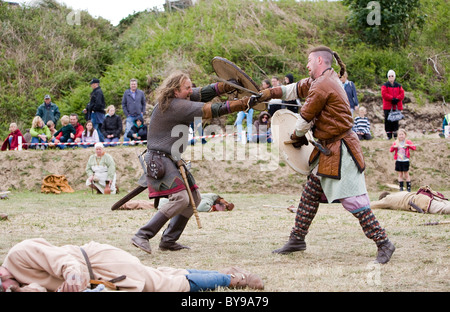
[353,117,371,134]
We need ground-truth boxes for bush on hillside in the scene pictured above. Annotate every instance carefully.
[0,0,116,137]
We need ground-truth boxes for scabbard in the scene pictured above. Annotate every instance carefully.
[176,160,202,229]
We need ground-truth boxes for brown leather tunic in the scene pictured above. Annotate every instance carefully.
[297,69,365,179]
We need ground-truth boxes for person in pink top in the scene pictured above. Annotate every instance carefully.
[390,129,416,192]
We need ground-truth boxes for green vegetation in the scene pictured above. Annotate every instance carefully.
[0,0,448,139]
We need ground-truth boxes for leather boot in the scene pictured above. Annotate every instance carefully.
[159,215,191,251]
[375,240,396,264]
[272,235,306,254]
[131,211,169,254]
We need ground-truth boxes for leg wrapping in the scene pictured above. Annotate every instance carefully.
[292,174,323,240]
[353,208,388,245]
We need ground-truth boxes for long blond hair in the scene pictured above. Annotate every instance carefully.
[395,129,407,144]
[32,116,44,129]
[155,70,190,113]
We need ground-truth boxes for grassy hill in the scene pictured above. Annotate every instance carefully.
[0,0,448,139]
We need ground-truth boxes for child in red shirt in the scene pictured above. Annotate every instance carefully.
[389,129,416,191]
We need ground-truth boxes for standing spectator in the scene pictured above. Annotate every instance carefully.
[381,70,405,140]
[282,73,299,113]
[30,116,51,150]
[1,123,27,151]
[353,106,372,140]
[122,78,146,142]
[52,115,76,147]
[54,114,84,149]
[234,109,253,143]
[340,72,359,116]
[390,129,416,192]
[101,105,123,147]
[80,120,100,148]
[84,78,105,142]
[268,76,283,116]
[252,111,272,143]
[127,116,147,144]
[36,95,60,126]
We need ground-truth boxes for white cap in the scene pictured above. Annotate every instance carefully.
[94,142,104,149]
[387,70,396,79]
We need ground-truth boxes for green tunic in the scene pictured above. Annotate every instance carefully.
[315,144,367,202]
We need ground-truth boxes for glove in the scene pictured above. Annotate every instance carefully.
[257,87,283,103]
[257,89,272,102]
[290,133,309,149]
[391,98,399,105]
[227,96,258,112]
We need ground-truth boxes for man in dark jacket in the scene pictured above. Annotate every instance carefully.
[84,78,106,142]
[36,95,61,126]
[122,79,147,142]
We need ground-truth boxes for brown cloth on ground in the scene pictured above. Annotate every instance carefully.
[41,175,74,194]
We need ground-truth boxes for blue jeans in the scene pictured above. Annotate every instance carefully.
[31,136,48,149]
[235,109,253,141]
[57,137,74,149]
[104,137,119,147]
[185,270,231,292]
[91,112,105,142]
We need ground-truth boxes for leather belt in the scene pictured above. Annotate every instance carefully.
[319,129,353,146]
[80,247,126,290]
[149,149,171,159]
[80,247,96,289]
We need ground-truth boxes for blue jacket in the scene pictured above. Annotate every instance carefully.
[122,89,146,117]
[343,80,359,110]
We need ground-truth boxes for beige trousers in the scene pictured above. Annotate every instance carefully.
[159,188,201,219]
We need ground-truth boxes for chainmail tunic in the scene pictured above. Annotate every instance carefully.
[144,85,219,198]
[147,99,203,159]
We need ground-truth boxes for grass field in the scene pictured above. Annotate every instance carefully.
[1,190,448,292]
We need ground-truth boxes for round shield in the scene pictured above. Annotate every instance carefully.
[271,109,314,175]
[211,57,266,111]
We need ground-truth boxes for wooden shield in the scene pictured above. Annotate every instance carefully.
[271,109,315,175]
[211,56,266,111]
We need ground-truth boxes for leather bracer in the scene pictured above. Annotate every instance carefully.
[202,98,249,119]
